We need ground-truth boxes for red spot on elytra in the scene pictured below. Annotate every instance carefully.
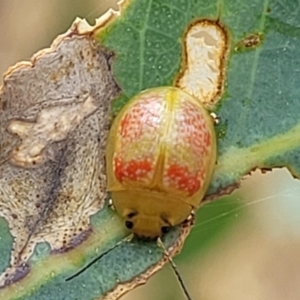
[118,95,163,145]
[177,100,212,157]
[120,113,131,136]
[166,164,201,196]
[114,157,153,182]
[203,131,211,147]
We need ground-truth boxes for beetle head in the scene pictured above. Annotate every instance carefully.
[123,211,171,239]
[111,189,192,239]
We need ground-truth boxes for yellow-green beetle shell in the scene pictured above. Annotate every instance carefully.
[106,87,216,238]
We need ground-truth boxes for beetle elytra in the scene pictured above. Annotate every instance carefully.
[106,86,217,238]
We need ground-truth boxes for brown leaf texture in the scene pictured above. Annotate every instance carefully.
[0,21,120,286]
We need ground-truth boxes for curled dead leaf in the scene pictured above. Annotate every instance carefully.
[0,17,120,286]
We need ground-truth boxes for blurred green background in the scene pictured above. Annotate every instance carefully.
[1,1,300,299]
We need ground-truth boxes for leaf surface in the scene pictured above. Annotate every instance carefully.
[0,0,300,299]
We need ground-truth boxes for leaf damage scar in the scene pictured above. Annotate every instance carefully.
[7,94,98,167]
[176,20,229,108]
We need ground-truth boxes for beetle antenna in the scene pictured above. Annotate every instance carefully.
[157,238,192,300]
[65,234,133,281]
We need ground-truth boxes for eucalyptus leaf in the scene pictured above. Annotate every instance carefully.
[0,0,299,299]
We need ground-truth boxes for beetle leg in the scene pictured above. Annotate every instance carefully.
[108,198,116,210]
[210,112,220,125]
[184,209,195,222]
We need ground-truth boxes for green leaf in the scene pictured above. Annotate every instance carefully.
[99,0,300,195]
[1,0,300,299]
